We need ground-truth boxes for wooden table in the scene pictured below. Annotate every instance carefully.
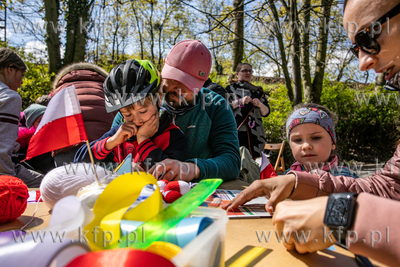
[0,180,387,266]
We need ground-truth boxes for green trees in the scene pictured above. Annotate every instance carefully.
[7,0,364,101]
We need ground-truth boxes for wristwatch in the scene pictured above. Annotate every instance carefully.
[323,192,358,246]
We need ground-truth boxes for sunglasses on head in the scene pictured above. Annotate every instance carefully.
[350,2,400,58]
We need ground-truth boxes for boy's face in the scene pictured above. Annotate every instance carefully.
[120,98,159,128]
[289,123,336,171]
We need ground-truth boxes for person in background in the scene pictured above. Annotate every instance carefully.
[15,104,55,174]
[35,95,51,106]
[0,47,43,187]
[50,62,117,165]
[17,103,46,151]
[225,63,270,159]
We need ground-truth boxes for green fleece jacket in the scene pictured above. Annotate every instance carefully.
[174,88,240,181]
[111,88,240,181]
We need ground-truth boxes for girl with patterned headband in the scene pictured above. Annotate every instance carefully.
[283,103,357,177]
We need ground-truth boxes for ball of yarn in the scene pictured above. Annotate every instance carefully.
[161,190,182,203]
[0,175,29,223]
[157,180,169,191]
[165,181,190,195]
[40,163,108,209]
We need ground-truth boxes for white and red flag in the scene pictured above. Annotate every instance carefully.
[260,152,277,179]
[25,85,87,160]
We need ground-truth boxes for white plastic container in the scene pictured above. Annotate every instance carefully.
[171,207,228,267]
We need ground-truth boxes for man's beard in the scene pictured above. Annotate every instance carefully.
[165,91,194,109]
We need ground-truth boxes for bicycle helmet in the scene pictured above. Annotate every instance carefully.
[103,59,160,113]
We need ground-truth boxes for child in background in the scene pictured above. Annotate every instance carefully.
[16,103,55,174]
[75,59,185,171]
[284,103,358,178]
[17,103,46,151]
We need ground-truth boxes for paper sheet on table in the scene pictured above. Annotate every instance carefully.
[206,189,272,218]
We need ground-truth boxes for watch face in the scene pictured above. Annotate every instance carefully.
[326,198,351,226]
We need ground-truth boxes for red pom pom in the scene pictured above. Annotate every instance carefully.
[165,181,190,195]
[161,190,182,203]
[0,175,29,223]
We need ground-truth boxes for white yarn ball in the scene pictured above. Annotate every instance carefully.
[177,180,190,195]
[40,163,108,209]
[157,180,168,191]
[76,182,107,209]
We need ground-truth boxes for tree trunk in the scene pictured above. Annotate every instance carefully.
[301,0,312,102]
[311,0,333,103]
[290,0,302,105]
[149,1,155,64]
[269,0,293,102]
[44,0,61,74]
[229,0,244,81]
[132,4,144,60]
[64,0,91,65]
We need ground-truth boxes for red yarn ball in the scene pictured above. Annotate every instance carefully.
[0,175,29,223]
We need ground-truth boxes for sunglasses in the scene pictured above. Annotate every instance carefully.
[350,2,400,57]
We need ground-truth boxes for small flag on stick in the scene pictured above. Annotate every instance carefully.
[26,85,87,160]
[260,152,277,179]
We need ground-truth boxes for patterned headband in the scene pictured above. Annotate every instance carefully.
[286,107,336,144]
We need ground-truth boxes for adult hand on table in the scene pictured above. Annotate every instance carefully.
[221,174,296,213]
[272,196,335,253]
[148,159,200,182]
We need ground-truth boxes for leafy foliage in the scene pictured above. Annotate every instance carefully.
[321,81,400,163]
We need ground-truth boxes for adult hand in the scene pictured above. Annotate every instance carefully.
[221,174,296,213]
[272,197,335,253]
[243,95,252,104]
[252,98,270,116]
[106,122,137,150]
[148,159,200,182]
[251,98,261,107]
[137,114,158,144]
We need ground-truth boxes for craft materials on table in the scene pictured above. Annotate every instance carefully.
[0,172,224,267]
[0,196,92,267]
[206,189,272,218]
[0,175,29,223]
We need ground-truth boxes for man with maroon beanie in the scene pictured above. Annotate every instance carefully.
[150,39,240,182]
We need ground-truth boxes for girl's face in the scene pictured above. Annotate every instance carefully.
[289,123,336,171]
[3,66,25,91]
[119,98,159,128]
[236,65,253,82]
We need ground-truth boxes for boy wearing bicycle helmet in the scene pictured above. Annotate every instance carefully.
[75,59,185,170]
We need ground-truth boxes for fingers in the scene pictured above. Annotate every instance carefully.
[121,122,137,137]
[243,96,252,104]
[265,191,281,213]
[221,184,261,211]
[283,241,296,251]
[150,159,178,181]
